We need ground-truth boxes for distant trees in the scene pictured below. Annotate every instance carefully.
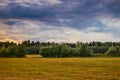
[90,46,108,55]
[7,46,16,57]
[77,44,91,57]
[40,45,59,57]
[0,40,120,57]
[40,44,91,57]
[15,45,26,57]
[0,47,8,57]
[59,44,72,57]
[0,45,26,57]
[40,42,120,57]
[105,46,120,56]
[26,46,40,54]
[40,44,72,57]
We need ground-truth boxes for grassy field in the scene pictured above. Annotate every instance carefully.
[0,57,120,80]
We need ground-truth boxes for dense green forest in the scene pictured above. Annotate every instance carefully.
[0,40,120,57]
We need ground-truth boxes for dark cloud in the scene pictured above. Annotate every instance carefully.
[0,0,120,42]
[0,0,120,26]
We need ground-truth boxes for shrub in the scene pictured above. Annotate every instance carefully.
[7,46,16,57]
[0,47,8,57]
[76,44,91,57]
[0,45,26,58]
[105,46,120,56]
[40,44,72,57]
[60,44,72,57]
[15,45,26,57]
[40,46,59,57]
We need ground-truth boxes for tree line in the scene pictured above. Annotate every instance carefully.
[0,40,120,57]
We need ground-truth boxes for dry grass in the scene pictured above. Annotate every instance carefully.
[0,57,120,80]
[25,54,41,58]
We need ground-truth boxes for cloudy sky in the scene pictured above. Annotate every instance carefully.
[0,0,120,42]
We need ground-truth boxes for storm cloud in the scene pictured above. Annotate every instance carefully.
[0,0,120,42]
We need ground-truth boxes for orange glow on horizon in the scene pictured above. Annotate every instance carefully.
[0,38,22,44]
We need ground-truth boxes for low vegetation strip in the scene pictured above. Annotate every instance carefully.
[0,58,120,80]
[1,41,120,58]
[25,54,41,58]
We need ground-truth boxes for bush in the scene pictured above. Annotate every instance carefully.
[40,46,59,57]
[15,45,26,57]
[105,46,120,56]
[0,45,26,58]
[26,46,40,54]
[40,44,91,57]
[0,47,8,57]
[60,44,72,57]
[40,44,72,57]
[7,46,16,57]
[76,44,91,57]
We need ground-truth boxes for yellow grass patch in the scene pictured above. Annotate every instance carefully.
[0,58,120,80]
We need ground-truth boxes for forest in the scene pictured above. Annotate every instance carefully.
[0,40,120,57]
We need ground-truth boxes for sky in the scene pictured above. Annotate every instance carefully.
[0,0,120,43]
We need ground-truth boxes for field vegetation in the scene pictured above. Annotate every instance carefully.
[0,58,120,80]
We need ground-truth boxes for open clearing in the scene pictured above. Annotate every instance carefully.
[0,58,120,80]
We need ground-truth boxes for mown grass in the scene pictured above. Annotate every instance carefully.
[0,57,120,80]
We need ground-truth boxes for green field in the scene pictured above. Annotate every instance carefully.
[0,58,120,80]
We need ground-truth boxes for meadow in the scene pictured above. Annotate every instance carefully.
[0,57,120,80]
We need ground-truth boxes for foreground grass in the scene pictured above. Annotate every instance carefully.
[0,58,120,80]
